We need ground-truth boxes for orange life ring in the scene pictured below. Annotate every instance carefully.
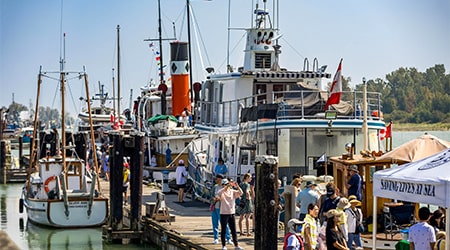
[44,176,58,193]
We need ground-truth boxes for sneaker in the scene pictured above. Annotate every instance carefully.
[234,246,244,250]
[222,247,227,250]
[213,239,219,244]
[226,239,233,245]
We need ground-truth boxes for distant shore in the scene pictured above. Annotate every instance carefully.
[391,122,450,131]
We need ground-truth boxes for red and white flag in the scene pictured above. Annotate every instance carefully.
[325,59,343,110]
[379,122,392,140]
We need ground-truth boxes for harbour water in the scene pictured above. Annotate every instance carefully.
[1,130,449,249]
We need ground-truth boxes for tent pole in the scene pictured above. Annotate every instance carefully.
[446,208,449,250]
[372,196,377,249]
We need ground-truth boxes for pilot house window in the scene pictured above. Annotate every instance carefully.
[255,53,271,69]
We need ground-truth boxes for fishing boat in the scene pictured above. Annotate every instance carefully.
[19,35,108,228]
[188,0,386,200]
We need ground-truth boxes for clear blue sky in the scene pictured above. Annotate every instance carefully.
[1,0,449,116]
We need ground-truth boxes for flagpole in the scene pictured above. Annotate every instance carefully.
[362,77,368,151]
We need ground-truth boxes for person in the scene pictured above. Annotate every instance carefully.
[319,184,341,224]
[347,165,362,201]
[144,143,150,166]
[429,209,445,233]
[217,178,244,250]
[238,173,254,237]
[181,107,191,127]
[214,158,228,176]
[210,174,232,245]
[434,231,446,250]
[301,203,320,250]
[150,155,157,167]
[295,181,320,221]
[284,218,305,250]
[175,159,188,203]
[345,198,363,250]
[123,162,130,205]
[409,206,436,250]
[336,198,350,241]
[325,209,349,250]
[101,147,110,181]
[282,177,302,219]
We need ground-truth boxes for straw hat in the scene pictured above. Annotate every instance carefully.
[349,199,362,207]
[337,198,351,209]
[327,209,343,219]
[348,195,357,201]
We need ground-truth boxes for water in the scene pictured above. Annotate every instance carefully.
[1,130,449,249]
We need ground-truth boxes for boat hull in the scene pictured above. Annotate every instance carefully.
[24,196,108,228]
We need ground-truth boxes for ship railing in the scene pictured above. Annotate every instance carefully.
[196,90,382,127]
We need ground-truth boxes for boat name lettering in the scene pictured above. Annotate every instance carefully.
[380,179,435,197]
[69,201,88,208]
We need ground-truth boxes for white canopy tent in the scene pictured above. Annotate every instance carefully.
[373,148,450,250]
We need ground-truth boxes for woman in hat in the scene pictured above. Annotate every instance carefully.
[336,198,351,241]
[175,159,187,202]
[345,199,363,250]
[217,178,244,250]
[326,209,349,250]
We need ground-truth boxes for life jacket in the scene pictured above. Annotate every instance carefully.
[283,232,304,250]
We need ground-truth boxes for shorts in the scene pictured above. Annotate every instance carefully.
[177,184,186,190]
[123,186,128,193]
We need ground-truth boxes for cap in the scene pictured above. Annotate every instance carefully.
[349,165,359,172]
[337,198,351,209]
[124,162,130,168]
[287,218,304,229]
[221,179,229,185]
[178,159,184,165]
[306,181,317,187]
[326,209,343,219]
[326,186,335,197]
[215,174,225,179]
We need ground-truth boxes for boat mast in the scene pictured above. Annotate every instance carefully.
[186,0,194,105]
[61,33,67,173]
[117,25,121,122]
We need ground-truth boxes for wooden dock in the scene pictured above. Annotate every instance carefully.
[100,178,286,249]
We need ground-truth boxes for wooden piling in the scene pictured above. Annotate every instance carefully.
[125,132,145,231]
[109,131,125,230]
[254,155,279,250]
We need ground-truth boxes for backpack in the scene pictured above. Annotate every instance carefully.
[283,232,304,250]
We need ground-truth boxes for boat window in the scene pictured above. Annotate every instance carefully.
[67,163,80,175]
[255,53,271,69]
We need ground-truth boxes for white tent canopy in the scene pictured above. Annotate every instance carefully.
[372,148,450,250]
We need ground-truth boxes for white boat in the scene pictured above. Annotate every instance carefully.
[20,37,108,228]
[187,0,385,199]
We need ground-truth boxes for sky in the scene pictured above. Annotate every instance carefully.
[1,0,449,117]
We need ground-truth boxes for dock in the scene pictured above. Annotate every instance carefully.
[100,178,286,249]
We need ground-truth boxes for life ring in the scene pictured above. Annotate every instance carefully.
[44,175,58,193]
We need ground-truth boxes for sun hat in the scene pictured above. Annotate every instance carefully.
[287,218,304,228]
[221,178,229,185]
[178,159,184,165]
[348,165,359,172]
[327,209,343,219]
[349,199,362,207]
[215,174,225,179]
[306,181,317,187]
[348,195,357,201]
[337,198,351,209]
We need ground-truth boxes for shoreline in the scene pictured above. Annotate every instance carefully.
[389,123,450,132]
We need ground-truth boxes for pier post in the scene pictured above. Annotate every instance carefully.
[254,155,279,250]
[124,132,144,231]
[109,131,125,231]
[19,136,23,165]
[283,192,293,235]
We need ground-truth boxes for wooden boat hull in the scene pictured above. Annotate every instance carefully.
[23,196,108,228]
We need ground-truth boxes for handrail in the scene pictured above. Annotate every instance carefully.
[196,90,382,127]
